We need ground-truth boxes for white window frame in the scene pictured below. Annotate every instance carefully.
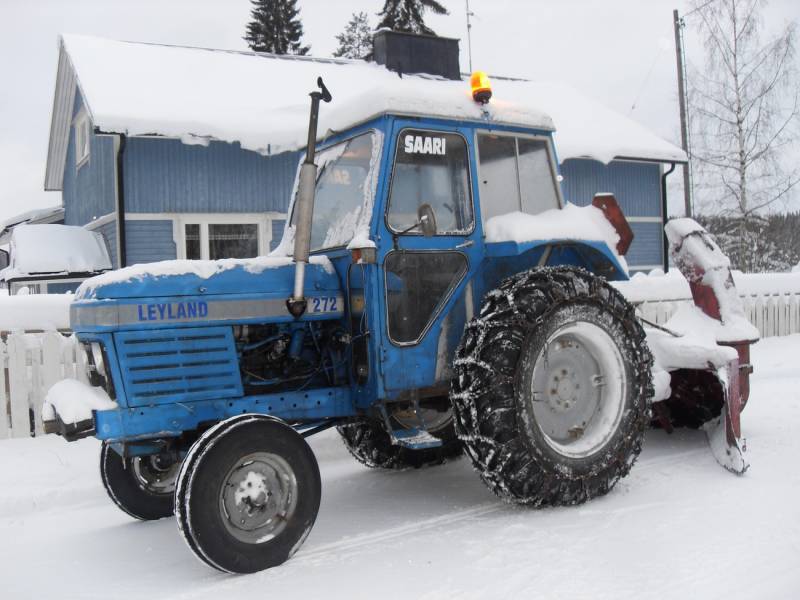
[171,213,287,260]
[74,111,91,168]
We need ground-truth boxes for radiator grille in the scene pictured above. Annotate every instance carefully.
[115,327,242,406]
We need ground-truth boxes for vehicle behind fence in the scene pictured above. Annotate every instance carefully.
[2,286,800,439]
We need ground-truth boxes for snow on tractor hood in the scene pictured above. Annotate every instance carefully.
[75,256,337,300]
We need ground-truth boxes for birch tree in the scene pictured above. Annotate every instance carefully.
[688,0,799,270]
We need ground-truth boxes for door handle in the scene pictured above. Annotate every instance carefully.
[455,240,474,249]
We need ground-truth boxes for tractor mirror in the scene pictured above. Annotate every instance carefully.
[0,249,8,271]
[418,204,438,237]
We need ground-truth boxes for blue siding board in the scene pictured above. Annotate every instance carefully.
[271,219,286,251]
[125,220,177,265]
[123,138,300,214]
[63,92,117,226]
[626,222,664,267]
[560,159,662,218]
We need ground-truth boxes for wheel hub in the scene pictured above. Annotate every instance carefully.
[220,453,298,544]
[132,456,179,495]
[530,321,626,458]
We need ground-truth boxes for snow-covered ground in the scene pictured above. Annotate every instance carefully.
[1,336,798,600]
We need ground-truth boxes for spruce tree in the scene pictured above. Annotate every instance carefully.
[333,12,373,59]
[376,0,448,36]
[244,0,310,55]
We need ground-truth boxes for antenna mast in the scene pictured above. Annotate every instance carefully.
[466,0,474,72]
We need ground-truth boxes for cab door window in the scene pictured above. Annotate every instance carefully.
[387,130,473,235]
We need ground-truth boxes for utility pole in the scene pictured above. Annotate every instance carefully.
[673,9,693,217]
[466,0,474,72]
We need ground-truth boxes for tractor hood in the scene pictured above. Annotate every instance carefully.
[70,256,344,332]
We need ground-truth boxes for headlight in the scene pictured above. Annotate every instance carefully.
[90,342,107,379]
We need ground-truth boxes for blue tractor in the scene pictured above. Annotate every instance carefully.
[46,76,655,573]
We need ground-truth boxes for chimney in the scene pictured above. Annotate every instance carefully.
[372,30,461,80]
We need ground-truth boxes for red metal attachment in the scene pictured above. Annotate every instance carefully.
[659,219,760,473]
[592,193,634,256]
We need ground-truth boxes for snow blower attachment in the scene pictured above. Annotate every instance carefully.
[648,219,759,474]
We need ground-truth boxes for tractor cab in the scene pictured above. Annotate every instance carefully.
[282,107,627,424]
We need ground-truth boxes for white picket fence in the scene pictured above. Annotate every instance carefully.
[0,332,87,439]
[2,289,800,440]
[634,293,800,338]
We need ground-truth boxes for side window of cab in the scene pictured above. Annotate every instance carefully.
[386,129,474,235]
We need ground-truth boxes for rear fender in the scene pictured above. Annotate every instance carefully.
[483,239,628,286]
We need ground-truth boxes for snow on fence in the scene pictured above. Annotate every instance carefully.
[633,294,800,338]
[0,332,87,439]
[618,271,800,339]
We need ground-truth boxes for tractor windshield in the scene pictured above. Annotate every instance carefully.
[297,131,378,252]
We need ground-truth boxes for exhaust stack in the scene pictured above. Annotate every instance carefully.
[287,77,332,318]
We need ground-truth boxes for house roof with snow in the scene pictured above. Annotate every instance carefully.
[45,34,687,191]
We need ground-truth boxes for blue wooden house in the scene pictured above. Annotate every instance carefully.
[44,34,686,274]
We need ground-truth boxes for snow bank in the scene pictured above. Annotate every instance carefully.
[75,255,333,299]
[0,294,72,331]
[59,34,685,165]
[0,224,111,279]
[42,379,117,425]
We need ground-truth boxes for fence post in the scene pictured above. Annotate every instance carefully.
[0,337,9,440]
[6,334,32,438]
[37,332,66,436]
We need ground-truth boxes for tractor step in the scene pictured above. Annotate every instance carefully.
[390,428,443,450]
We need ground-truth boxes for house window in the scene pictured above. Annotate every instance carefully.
[477,133,561,223]
[178,215,280,260]
[74,112,90,167]
[185,224,201,259]
[208,224,258,259]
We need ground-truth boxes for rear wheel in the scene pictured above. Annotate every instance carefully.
[452,267,652,506]
[175,415,320,573]
[100,442,178,521]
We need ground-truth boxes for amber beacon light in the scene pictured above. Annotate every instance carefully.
[470,71,492,104]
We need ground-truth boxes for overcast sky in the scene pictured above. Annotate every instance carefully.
[0,0,797,222]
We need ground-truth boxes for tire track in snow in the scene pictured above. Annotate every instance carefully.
[168,502,506,600]
[296,501,504,563]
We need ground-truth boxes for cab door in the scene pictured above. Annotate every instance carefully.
[377,121,482,395]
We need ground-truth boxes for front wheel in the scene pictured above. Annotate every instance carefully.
[175,415,321,573]
[100,442,178,521]
[452,267,652,506]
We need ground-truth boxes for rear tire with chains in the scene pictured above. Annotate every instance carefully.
[337,412,461,470]
[451,266,652,506]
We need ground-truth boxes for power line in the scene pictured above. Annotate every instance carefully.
[684,0,717,19]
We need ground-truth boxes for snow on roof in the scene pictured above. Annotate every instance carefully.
[0,224,112,280]
[0,206,65,244]
[45,34,686,190]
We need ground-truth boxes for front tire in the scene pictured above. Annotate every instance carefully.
[175,415,321,573]
[452,267,652,506]
[100,442,178,521]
